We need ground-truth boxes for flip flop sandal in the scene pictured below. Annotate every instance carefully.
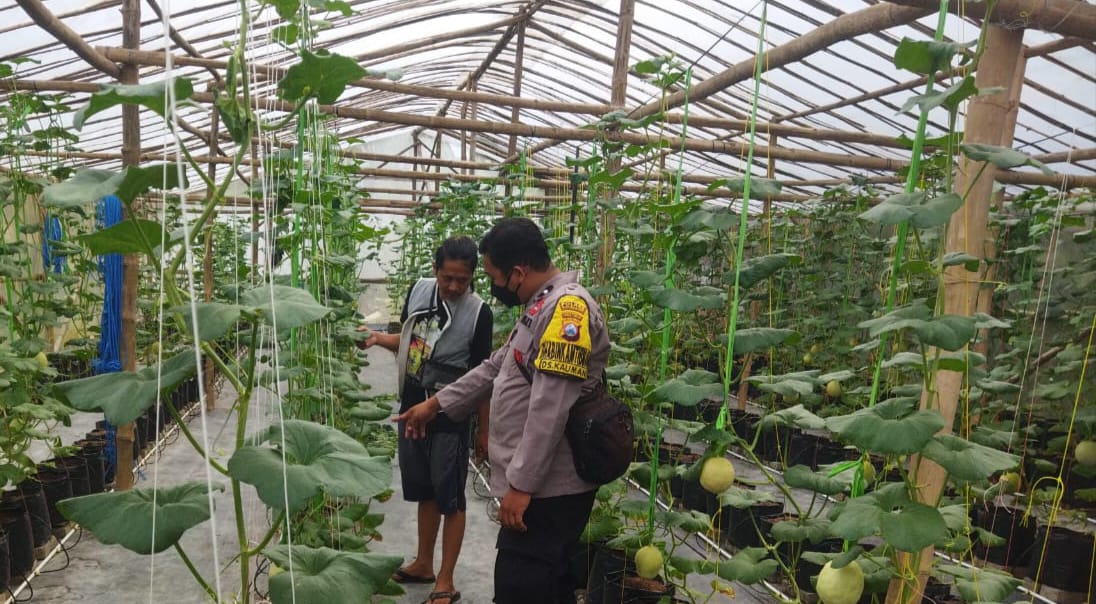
[422,590,461,604]
[392,568,436,584]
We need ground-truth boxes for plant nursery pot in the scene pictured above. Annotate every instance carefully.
[971,505,1033,568]
[668,452,703,500]
[758,424,793,463]
[680,475,720,516]
[586,545,637,604]
[0,508,35,577]
[1032,524,1095,592]
[727,408,757,441]
[786,431,818,468]
[721,500,784,549]
[75,439,106,494]
[569,540,602,596]
[35,464,73,529]
[50,455,91,498]
[792,538,845,593]
[1,485,51,547]
[0,529,10,593]
[921,578,953,604]
[814,437,856,468]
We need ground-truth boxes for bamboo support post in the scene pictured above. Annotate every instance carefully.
[114,0,140,492]
[884,25,1026,604]
[202,104,219,410]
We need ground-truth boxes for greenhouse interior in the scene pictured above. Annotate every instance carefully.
[0,0,1094,602]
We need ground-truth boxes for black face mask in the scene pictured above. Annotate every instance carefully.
[490,270,523,307]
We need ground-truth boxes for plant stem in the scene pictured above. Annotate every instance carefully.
[174,542,217,601]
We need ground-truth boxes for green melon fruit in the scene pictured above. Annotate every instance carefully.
[699,456,736,494]
[825,380,843,398]
[635,545,663,579]
[816,560,864,604]
[34,351,49,369]
[998,471,1021,493]
[1075,440,1096,467]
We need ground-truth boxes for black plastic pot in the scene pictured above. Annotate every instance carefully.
[971,505,1033,567]
[0,529,9,593]
[680,475,720,516]
[75,439,107,494]
[721,500,784,549]
[586,546,636,604]
[35,464,74,529]
[787,432,818,468]
[667,452,702,501]
[0,508,35,578]
[1033,524,1095,592]
[1,484,50,547]
[50,455,91,498]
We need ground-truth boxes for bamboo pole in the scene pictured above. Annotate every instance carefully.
[14,0,122,79]
[598,0,635,281]
[885,0,1096,40]
[884,25,1026,604]
[202,104,218,410]
[506,19,527,161]
[113,0,140,492]
[97,47,611,115]
[4,77,998,154]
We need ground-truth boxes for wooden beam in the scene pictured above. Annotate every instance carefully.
[14,0,122,79]
[1024,36,1092,57]
[97,47,612,115]
[630,3,935,119]
[1033,147,1096,164]
[885,0,1096,40]
[610,0,636,108]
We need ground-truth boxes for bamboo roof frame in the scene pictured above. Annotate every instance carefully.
[0,0,1093,208]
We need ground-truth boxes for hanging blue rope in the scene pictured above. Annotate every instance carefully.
[41,213,66,274]
[94,194,124,480]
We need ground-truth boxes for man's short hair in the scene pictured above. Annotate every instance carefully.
[435,236,478,272]
[478,217,550,274]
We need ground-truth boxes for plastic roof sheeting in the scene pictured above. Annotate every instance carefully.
[0,0,1093,205]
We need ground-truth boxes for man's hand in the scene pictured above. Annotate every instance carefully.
[499,488,531,532]
[393,397,440,439]
[354,326,377,350]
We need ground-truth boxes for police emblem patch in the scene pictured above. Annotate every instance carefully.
[535,295,591,380]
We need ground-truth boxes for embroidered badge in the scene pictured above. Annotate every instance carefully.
[535,294,591,380]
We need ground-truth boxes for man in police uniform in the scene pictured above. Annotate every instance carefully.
[397,217,610,603]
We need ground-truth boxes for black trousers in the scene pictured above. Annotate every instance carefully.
[494,490,597,604]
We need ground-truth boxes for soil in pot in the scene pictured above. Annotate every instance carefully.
[1032,524,1095,592]
[619,574,674,602]
[0,509,35,578]
[971,505,1033,568]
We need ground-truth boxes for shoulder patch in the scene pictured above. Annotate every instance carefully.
[535,294,591,380]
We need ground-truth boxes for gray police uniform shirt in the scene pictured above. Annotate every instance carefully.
[435,271,610,498]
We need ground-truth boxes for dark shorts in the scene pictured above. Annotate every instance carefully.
[397,420,469,515]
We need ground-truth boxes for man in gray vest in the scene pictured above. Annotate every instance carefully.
[397,218,610,603]
[359,236,493,602]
